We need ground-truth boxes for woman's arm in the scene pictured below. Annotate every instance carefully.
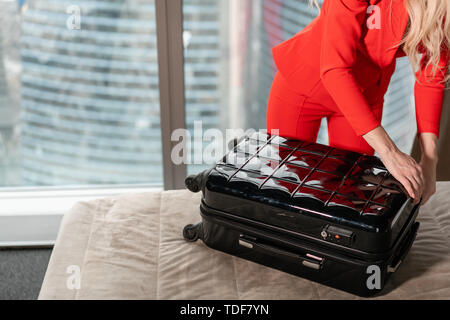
[416,133,438,205]
[419,132,438,160]
[413,46,449,204]
[318,0,425,203]
[414,47,449,138]
[319,0,380,136]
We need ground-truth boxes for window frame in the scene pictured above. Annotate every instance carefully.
[155,0,188,190]
[0,185,162,247]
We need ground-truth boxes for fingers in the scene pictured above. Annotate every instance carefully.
[379,151,427,204]
[399,174,422,204]
[405,163,425,204]
[405,174,421,203]
[398,177,416,201]
[421,185,437,206]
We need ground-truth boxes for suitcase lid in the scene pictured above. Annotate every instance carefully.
[206,132,411,234]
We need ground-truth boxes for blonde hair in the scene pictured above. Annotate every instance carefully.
[402,0,449,84]
[309,0,321,10]
[308,0,450,84]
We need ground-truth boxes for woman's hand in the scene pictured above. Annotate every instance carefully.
[418,156,437,205]
[378,148,424,204]
[363,126,424,204]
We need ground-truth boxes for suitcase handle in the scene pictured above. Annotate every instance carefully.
[239,234,324,270]
[387,221,419,273]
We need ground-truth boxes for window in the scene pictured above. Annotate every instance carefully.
[0,0,163,187]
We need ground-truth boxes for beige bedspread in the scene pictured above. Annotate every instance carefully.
[39,182,450,300]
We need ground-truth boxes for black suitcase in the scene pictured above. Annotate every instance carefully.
[183,132,420,297]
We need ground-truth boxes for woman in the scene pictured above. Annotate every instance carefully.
[267,0,449,205]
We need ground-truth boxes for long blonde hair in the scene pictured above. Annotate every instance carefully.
[309,0,450,84]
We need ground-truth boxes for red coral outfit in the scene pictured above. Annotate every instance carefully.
[267,0,449,155]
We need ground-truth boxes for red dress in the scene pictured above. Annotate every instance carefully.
[266,0,449,155]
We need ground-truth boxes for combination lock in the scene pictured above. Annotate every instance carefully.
[321,225,354,246]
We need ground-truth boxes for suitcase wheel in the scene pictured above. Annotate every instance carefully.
[185,174,202,193]
[183,223,202,242]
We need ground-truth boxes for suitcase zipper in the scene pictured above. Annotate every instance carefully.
[198,205,419,276]
[200,201,384,261]
[200,205,377,266]
[200,197,420,260]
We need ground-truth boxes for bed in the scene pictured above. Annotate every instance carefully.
[39,182,450,299]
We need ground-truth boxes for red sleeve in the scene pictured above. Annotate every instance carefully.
[319,0,380,137]
[414,46,449,138]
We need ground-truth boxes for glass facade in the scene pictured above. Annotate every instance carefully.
[1,0,163,186]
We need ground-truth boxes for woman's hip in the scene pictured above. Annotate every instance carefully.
[267,71,336,117]
[267,71,385,122]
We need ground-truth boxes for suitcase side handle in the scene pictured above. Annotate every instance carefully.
[239,234,324,270]
[387,221,419,273]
